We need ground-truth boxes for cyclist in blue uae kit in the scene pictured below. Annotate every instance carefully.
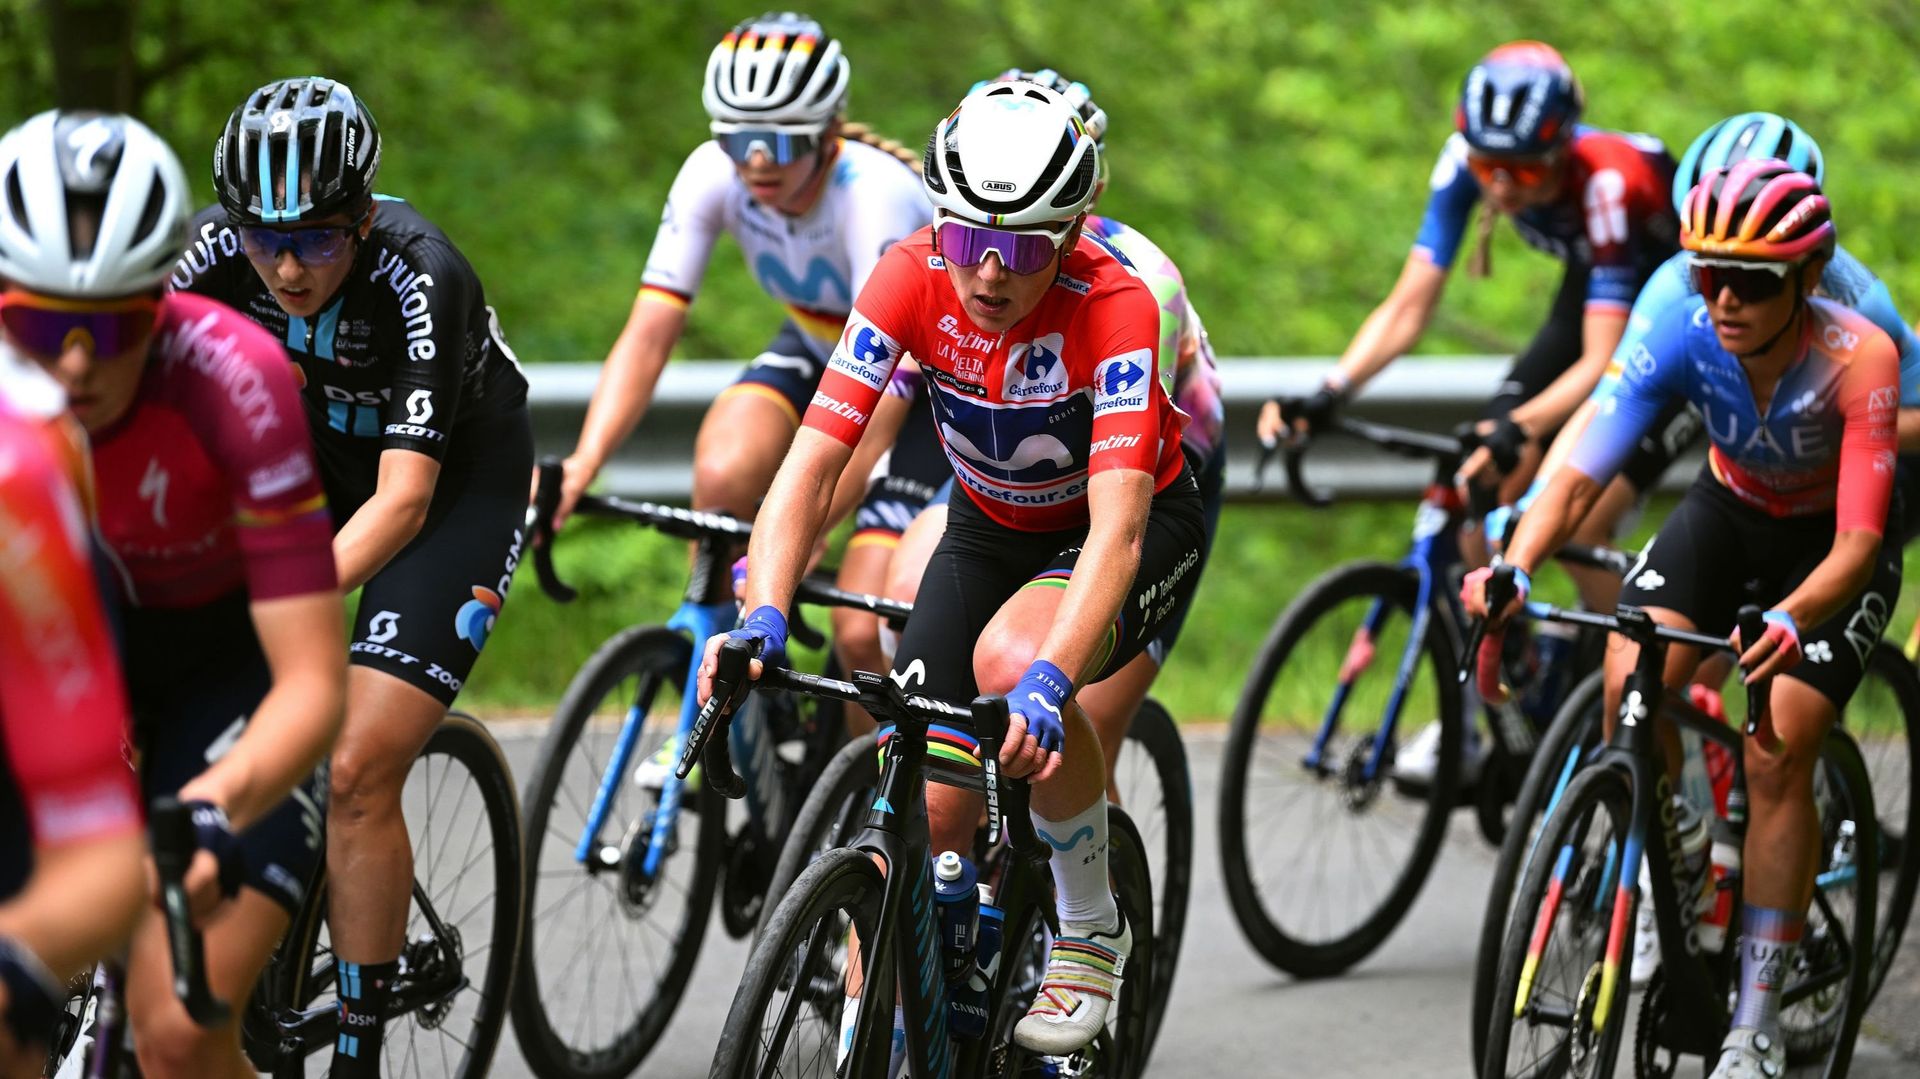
[169,78,532,1076]
[702,82,1204,1057]
[1,111,347,1078]
[548,11,931,529]
[1467,161,1901,1079]
[1257,40,1679,785]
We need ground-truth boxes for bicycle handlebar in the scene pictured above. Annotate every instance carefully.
[1260,403,1466,508]
[149,798,231,1028]
[690,639,1045,856]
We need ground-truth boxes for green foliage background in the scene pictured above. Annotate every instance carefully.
[5,0,1920,364]
[6,1,1920,716]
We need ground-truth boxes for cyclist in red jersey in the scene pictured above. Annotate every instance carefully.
[0,400,145,1077]
[701,83,1204,1056]
[1257,41,1678,506]
[0,112,345,1079]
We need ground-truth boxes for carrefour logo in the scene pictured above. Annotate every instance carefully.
[827,311,896,391]
[1094,350,1152,415]
[1004,333,1069,401]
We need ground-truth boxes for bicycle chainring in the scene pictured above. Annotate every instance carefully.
[720,829,768,938]
[1633,969,1680,1079]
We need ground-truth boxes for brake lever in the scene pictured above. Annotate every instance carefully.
[150,798,232,1028]
[677,638,751,798]
[1735,605,1778,751]
[530,456,579,604]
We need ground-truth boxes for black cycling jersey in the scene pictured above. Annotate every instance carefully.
[170,197,529,506]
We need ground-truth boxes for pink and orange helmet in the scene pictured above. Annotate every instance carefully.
[1681,159,1835,263]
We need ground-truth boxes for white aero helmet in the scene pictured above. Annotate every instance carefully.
[703,12,850,127]
[0,111,191,297]
[922,82,1101,228]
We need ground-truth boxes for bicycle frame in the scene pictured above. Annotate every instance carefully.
[571,530,740,879]
[1304,461,1468,781]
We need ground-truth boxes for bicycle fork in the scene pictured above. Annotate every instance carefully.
[1304,572,1433,781]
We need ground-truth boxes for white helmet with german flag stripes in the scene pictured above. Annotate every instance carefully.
[702,12,849,127]
[921,81,1101,228]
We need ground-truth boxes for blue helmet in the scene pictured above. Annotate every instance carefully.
[1455,41,1582,156]
[1672,112,1823,218]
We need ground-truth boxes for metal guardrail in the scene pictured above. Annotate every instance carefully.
[527,358,1703,501]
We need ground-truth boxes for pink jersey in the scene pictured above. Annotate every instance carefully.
[805,228,1186,531]
[0,407,141,853]
[93,294,337,609]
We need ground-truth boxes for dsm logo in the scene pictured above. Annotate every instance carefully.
[1094,350,1152,415]
[1004,333,1069,400]
[455,586,503,652]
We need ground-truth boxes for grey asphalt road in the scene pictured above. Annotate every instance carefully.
[478,724,1914,1078]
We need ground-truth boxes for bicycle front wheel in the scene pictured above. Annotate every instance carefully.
[1853,641,1918,1007]
[712,846,887,1079]
[1481,764,1634,1079]
[511,626,725,1079]
[1471,669,1607,1074]
[1113,697,1190,1058]
[1219,561,1463,977]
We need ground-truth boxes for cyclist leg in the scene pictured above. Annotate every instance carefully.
[693,321,818,517]
[123,608,322,1078]
[882,486,950,606]
[326,409,530,1076]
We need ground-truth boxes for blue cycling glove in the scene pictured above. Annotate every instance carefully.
[729,605,789,663]
[1008,660,1074,754]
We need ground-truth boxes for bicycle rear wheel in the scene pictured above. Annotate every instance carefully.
[1853,641,1918,1008]
[510,626,724,1079]
[1219,561,1463,977]
[1481,764,1634,1079]
[1111,697,1189,1059]
[712,846,887,1079]
[264,711,522,1078]
[1779,727,1879,1072]
[1471,669,1607,1074]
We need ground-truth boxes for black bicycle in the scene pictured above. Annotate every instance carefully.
[514,462,921,1078]
[758,667,1191,1066]
[48,716,522,1079]
[701,639,1159,1079]
[1471,622,1920,1074]
[1479,573,1879,1078]
[1220,412,1610,978]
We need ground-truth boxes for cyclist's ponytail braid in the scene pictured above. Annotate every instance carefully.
[1467,202,1496,278]
[840,120,921,174]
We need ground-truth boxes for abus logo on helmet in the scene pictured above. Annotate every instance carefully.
[981,179,1017,192]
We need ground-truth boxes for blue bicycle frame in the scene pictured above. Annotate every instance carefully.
[1302,481,1469,782]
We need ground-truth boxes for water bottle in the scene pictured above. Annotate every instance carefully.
[933,851,979,983]
[949,888,1002,1040]
[1699,822,1742,954]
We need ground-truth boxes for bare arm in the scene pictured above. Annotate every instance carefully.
[1260,254,1447,444]
[549,296,688,526]
[176,591,346,829]
[1465,464,1606,624]
[1899,408,1920,452]
[1036,470,1153,684]
[825,384,914,530]
[0,834,146,982]
[332,449,440,592]
[1775,530,1882,634]
[1510,308,1631,436]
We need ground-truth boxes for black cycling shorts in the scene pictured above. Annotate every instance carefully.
[347,406,533,705]
[890,465,1208,708]
[1146,442,1226,664]
[125,593,326,915]
[1618,470,1902,709]
[852,393,952,547]
[720,319,825,427]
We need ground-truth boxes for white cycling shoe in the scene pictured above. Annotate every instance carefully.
[1391,722,1485,788]
[1708,1027,1785,1079]
[1013,914,1130,1056]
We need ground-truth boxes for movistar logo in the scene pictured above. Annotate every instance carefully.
[754,254,850,307]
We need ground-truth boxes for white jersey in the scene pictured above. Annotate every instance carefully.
[640,138,931,359]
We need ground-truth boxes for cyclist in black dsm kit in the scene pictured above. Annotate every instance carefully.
[169,76,532,1078]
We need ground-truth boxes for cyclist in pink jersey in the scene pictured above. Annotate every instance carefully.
[0,400,145,1076]
[1468,163,1898,1078]
[701,83,1204,1056]
[0,112,344,1079]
